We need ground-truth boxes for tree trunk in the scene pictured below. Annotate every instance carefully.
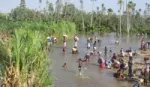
[120,9,122,34]
[82,13,85,31]
[127,12,130,34]
[90,1,94,27]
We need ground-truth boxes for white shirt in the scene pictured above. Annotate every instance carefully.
[129,52,132,57]
[87,43,90,47]
[114,60,120,65]
[94,47,96,50]
[74,42,77,47]
[64,41,66,47]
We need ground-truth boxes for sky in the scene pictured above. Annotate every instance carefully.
[0,0,150,14]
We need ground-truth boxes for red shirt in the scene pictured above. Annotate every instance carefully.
[141,40,144,45]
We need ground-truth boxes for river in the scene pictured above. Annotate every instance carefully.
[50,33,149,87]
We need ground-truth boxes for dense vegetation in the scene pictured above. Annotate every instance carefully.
[0,0,150,34]
[0,0,150,86]
[0,29,53,86]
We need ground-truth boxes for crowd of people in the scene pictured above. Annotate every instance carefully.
[47,33,150,87]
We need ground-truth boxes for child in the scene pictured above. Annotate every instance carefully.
[63,63,67,69]
[77,58,83,75]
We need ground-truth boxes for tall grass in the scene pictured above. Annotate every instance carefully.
[0,21,77,40]
[0,29,53,87]
[52,21,76,40]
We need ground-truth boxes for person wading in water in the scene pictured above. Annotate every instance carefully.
[104,46,107,57]
[141,38,145,50]
[128,56,133,78]
[62,35,68,53]
[74,34,79,48]
[94,36,97,46]
[76,58,83,75]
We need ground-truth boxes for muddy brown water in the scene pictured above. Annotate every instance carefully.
[50,33,149,87]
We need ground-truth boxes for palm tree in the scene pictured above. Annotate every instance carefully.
[56,0,63,21]
[48,3,54,21]
[145,3,150,17]
[39,0,42,20]
[20,0,26,9]
[96,6,101,28]
[118,0,124,34]
[107,8,113,23]
[144,10,147,17]
[138,9,142,14]
[96,6,100,14]
[148,4,150,16]
[101,3,106,15]
[90,0,97,28]
[80,0,85,31]
[45,0,50,21]
[127,1,134,33]
[107,8,113,15]
[64,0,70,20]
[39,0,42,11]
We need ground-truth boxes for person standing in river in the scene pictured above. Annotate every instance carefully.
[141,38,145,50]
[87,42,91,49]
[63,35,67,52]
[77,58,83,75]
[94,36,97,46]
[74,34,79,48]
[143,68,148,86]
[128,56,133,78]
[104,46,107,57]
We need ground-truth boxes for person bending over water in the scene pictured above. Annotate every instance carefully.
[111,53,117,63]
[84,53,90,62]
[72,47,79,54]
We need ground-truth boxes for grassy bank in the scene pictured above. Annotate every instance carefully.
[0,21,77,86]
[0,29,53,87]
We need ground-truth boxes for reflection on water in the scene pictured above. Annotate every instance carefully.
[50,33,149,87]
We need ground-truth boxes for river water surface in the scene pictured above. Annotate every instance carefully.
[50,33,149,87]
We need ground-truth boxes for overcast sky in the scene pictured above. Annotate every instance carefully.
[0,0,150,14]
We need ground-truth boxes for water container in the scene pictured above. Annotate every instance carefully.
[100,63,105,68]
